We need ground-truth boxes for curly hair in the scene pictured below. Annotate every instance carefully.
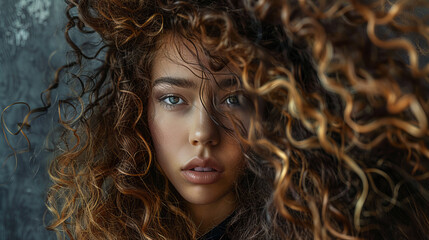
[9,0,428,239]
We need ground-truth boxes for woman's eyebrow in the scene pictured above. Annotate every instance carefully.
[153,77,198,89]
[152,77,239,89]
[217,77,238,89]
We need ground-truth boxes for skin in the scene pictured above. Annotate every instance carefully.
[147,36,252,234]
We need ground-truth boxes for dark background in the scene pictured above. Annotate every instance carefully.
[0,1,68,239]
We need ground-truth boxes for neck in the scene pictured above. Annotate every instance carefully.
[186,191,237,236]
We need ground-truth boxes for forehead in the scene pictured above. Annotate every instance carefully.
[150,34,238,86]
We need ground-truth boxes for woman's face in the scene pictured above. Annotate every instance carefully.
[147,37,252,208]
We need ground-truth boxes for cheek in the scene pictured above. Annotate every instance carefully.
[148,105,187,175]
[221,111,252,139]
[222,136,247,170]
[149,117,180,160]
[148,100,179,148]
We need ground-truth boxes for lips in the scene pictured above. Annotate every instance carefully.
[181,157,224,184]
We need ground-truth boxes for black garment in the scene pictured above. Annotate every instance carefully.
[198,214,233,240]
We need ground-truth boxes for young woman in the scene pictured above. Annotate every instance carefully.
[23,0,429,239]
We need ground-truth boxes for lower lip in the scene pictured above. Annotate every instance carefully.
[181,170,221,184]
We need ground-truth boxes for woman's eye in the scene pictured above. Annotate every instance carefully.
[225,95,239,105]
[221,93,252,111]
[160,95,185,106]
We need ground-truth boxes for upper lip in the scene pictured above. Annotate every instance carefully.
[182,157,224,172]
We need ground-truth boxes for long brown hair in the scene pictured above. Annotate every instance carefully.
[12,0,429,239]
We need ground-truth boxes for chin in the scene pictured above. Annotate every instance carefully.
[179,185,232,205]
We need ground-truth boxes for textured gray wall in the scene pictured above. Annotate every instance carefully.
[0,1,68,239]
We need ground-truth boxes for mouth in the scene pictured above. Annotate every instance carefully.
[182,157,224,172]
[181,157,223,184]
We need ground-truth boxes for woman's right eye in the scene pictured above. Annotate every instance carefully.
[159,95,186,109]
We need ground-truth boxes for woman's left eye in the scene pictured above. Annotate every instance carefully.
[221,93,252,111]
[225,95,240,105]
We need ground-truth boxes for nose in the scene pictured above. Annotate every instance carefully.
[189,105,220,146]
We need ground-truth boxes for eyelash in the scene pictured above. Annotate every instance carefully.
[158,93,245,110]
